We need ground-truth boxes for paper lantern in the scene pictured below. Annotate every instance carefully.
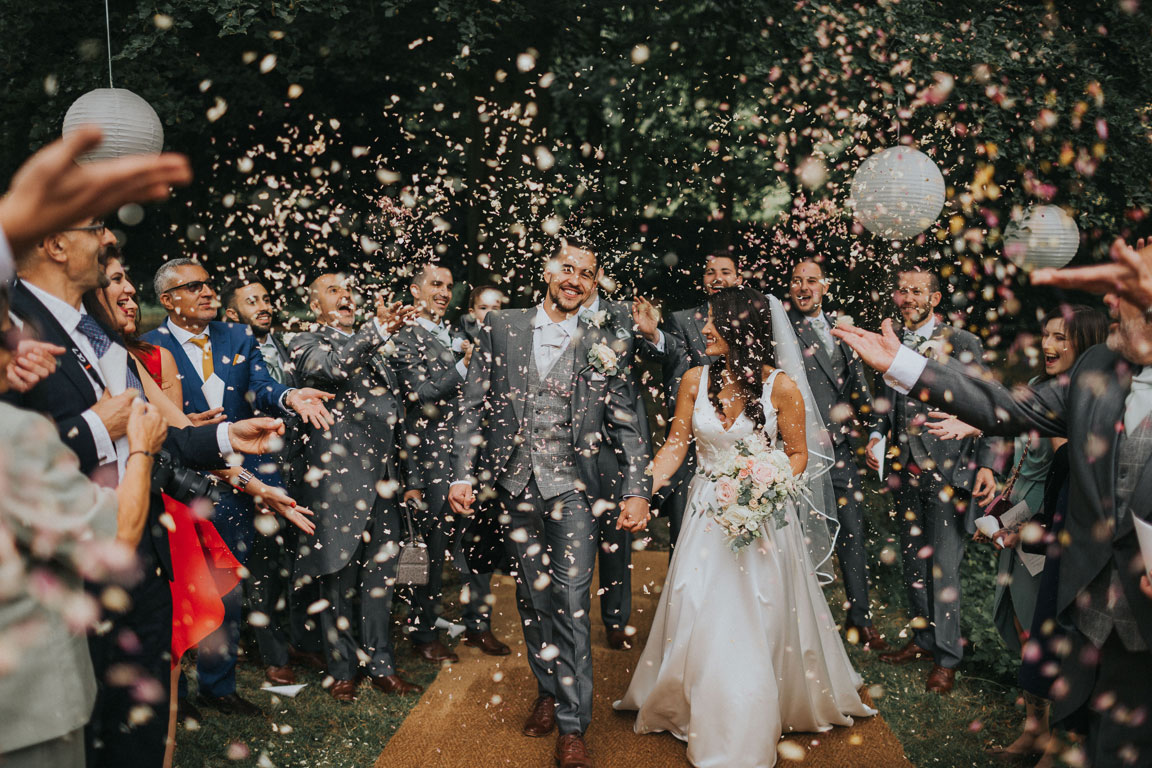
[1003,205,1079,270]
[849,147,946,240]
[62,88,164,161]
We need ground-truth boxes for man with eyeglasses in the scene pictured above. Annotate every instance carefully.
[143,257,335,716]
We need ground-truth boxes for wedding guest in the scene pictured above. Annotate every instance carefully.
[580,271,652,650]
[864,266,1000,694]
[289,273,419,702]
[221,278,325,683]
[0,283,165,768]
[786,259,887,651]
[452,285,512,655]
[835,238,1152,766]
[448,239,651,768]
[392,263,469,663]
[633,249,743,545]
[144,259,333,716]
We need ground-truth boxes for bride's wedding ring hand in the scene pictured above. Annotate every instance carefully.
[617,497,651,532]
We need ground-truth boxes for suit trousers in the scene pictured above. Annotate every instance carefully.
[595,455,632,632]
[85,572,172,768]
[317,496,401,681]
[249,519,308,668]
[894,467,967,669]
[500,478,597,735]
[452,516,496,632]
[830,442,873,627]
[407,499,452,644]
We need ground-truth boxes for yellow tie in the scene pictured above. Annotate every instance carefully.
[189,336,214,379]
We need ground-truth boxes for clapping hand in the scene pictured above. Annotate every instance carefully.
[376,297,419,335]
[286,387,336,430]
[1033,237,1152,310]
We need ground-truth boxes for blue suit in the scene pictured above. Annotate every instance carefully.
[143,320,291,697]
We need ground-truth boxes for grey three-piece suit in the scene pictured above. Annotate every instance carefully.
[452,308,650,735]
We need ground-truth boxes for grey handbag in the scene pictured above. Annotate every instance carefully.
[396,501,430,586]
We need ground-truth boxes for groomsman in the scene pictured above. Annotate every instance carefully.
[289,273,420,702]
[145,259,333,715]
[222,279,323,682]
[452,285,512,655]
[580,278,652,650]
[449,240,651,768]
[787,259,888,651]
[835,238,1152,765]
[635,250,743,544]
[864,266,998,693]
[392,264,507,660]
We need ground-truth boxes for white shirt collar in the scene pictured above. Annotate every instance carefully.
[166,317,207,346]
[416,316,448,335]
[534,304,580,335]
[585,295,601,314]
[907,315,937,339]
[808,311,831,327]
[21,281,84,334]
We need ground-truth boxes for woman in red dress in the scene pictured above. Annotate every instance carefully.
[90,253,313,768]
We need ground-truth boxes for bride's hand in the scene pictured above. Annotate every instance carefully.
[617,496,651,532]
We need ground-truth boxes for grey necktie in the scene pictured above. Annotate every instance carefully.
[902,330,921,349]
[809,316,834,355]
[260,339,286,385]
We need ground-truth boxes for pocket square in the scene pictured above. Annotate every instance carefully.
[232,353,245,365]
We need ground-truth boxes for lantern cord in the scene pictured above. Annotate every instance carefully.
[104,0,113,87]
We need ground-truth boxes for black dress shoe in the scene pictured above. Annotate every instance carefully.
[606,629,633,650]
[176,697,202,725]
[196,692,263,716]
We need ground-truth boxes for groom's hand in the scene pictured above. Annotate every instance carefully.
[832,318,902,373]
[448,483,475,517]
[617,496,651,532]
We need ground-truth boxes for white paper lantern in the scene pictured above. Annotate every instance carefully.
[1003,205,1079,270]
[849,147,946,240]
[62,88,164,161]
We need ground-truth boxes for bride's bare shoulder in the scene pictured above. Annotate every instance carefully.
[683,365,705,390]
[762,365,799,399]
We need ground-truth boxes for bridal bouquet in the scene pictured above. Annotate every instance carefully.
[704,433,805,552]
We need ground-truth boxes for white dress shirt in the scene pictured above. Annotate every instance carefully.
[869,315,939,442]
[22,285,234,478]
[416,316,468,380]
[167,318,296,411]
[534,304,581,377]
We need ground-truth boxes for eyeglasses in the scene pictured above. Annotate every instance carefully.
[62,222,108,234]
[165,279,214,295]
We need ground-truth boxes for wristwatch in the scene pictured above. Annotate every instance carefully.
[234,468,255,490]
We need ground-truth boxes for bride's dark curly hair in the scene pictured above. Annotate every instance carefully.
[707,286,776,431]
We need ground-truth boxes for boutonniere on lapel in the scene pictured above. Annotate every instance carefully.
[580,308,610,329]
[833,315,855,329]
[918,338,946,359]
[587,342,620,376]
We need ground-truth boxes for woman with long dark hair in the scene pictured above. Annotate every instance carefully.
[616,286,872,768]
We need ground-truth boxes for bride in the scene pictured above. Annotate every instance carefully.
[615,286,875,768]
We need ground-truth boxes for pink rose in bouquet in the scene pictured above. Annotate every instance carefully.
[714,476,739,506]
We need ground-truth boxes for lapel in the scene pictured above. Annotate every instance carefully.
[688,306,709,359]
[208,322,234,388]
[570,323,598,439]
[159,324,210,413]
[794,313,840,386]
[11,281,99,406]
[505,310,534,425]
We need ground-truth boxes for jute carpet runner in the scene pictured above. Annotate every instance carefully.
[375,549,912,768]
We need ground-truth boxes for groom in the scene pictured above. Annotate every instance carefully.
[449,238,651,768]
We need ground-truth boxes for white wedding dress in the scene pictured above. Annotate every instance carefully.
[615,366,875,768]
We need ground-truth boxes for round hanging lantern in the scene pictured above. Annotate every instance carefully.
[1003,205,1079,270]
[849,147,946,240]
[62,88,164,161]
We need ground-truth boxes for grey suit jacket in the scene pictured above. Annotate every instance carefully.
[788,308,882,444]
[288,322,403,579]
[391,323,463,517]
[880,322,1000,497]
[0,404,118,752]
[642,304,716,404]
[595,300,654,499]
[911,345,1152,652]
[451,308,651,501]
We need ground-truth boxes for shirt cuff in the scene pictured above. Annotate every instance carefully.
[882,346,928,395]
[653,330,666,353]
[0,222,13,284]
[82,410,117,465]
[450,480,473,488]
[216,422,235,456]
[869,431,885,442]
[455,360,468,381]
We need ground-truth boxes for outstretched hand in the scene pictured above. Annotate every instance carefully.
[831,318,902,374]
[286,387,336,430]
[1032,237,1152,310]
[228,417,286,455]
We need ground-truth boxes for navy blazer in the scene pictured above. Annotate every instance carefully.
[142,320,289,420]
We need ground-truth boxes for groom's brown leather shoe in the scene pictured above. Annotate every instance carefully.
[371,674,423,695]
[555,732,593,768]
[523,695,557,737]
[606,629,633,651]
[413,639,459,664]
[925,664,956,694]
[878,641,930,665]
[844,623,890,652]
[463,629,511,656]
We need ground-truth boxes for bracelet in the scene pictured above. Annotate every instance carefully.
[127,450,156,461]
[233,468,255,490]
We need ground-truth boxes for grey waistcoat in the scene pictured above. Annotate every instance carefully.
[1074,414,1152,651]
[499,342,581,500]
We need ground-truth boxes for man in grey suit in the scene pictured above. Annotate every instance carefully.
[392,264,509,659]
[448,240,652,768]
[288,273,419,702]
[863,267,999,694]
[787,259,887,651]
[578,279,653,650]
[634,250,743,545]
[836,238,1152,767]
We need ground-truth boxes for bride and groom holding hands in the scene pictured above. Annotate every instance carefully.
[447,240,875,768]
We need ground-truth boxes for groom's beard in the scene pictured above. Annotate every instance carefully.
[547,281,586,313]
